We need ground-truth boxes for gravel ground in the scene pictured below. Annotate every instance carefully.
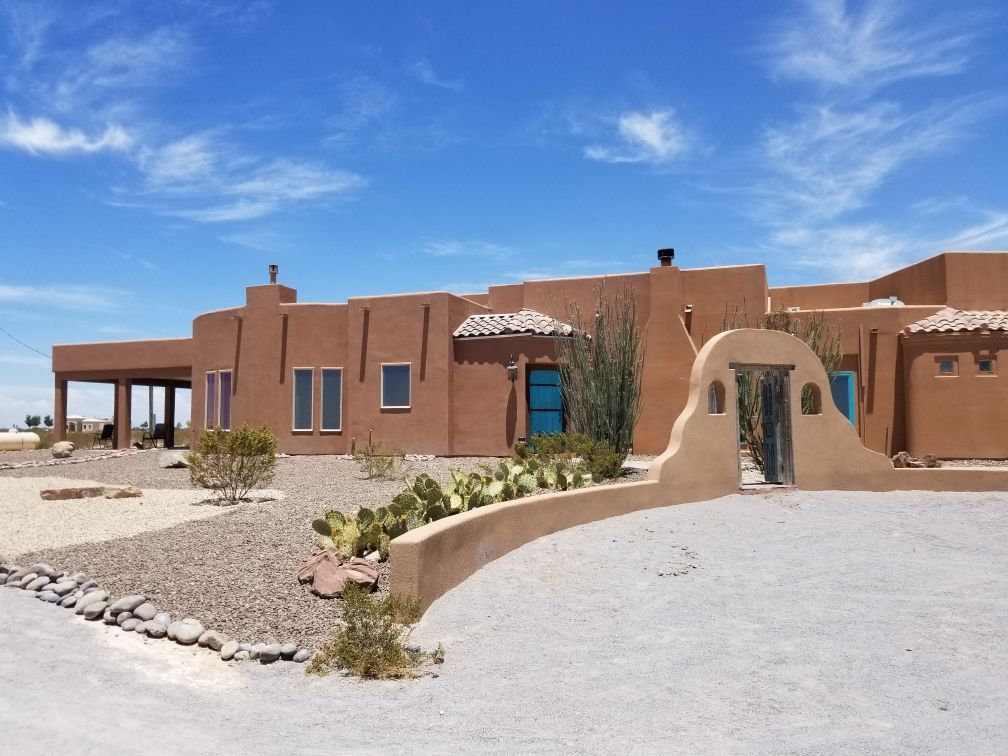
[4,453,646,650]
[2,489,1006,754]
[0,476,253,557]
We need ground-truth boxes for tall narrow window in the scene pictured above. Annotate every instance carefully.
[218,371,232,431]
[321,368,343,431]
[381,363,411,409]
[293,368,314,431]
[205,372,216,427]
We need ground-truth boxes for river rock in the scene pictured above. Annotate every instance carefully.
[37,590,60,603]
[259,644,281,663]
[170,620,204,645]
[83,601,108,620]
[233,650,250,661]
[24,563,59,579]
[17,573,38,588]
[146,622,168,639]
[5,573,20,585]
[116,611,133,626]
[292,649,311,663]
[198,630,228,651]
[71,572,88,584]
[249,644,264,660]
[49,581,77,597]
[103,609,118,625]
[134,622,148,634]
[220,641,239,661]
[26,576,51,592]
[74,591,109,614]
[51,441,75,458]
[132,602,157,621]
[40,486,105,500]
[107,595,146,615]
[153,612,172,626]
[279,643,297,659]
[80,579,98,591]
[159,451,190,468]
[59,594,78,608]
[238,643,253,652]
[120,618,141,632]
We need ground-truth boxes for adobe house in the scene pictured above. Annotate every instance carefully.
[51,249,1008,459]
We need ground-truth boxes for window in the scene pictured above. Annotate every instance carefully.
[205,372,216,427]
[381,363,411,409]
[218,371,232,430]
[321,368,343,431]
[937,358,957,376]
[293,368,314,431]
[978,358,995,375]
[707,380,725,414]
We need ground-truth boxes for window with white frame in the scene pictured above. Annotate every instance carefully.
[205,372,216,427]
[321,368,343,431]
[218,370,232,430]
[381,363,411,409]
[292,368,314,431]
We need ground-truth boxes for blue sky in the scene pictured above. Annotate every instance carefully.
[1,0,1006,427]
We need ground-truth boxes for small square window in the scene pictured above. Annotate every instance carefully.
[937,358,957,376]
[381,364,411,409]
[978,358,994,374]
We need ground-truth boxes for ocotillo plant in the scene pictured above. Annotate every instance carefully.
[553,285,646,455]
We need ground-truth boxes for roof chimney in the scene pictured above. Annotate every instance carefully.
[657,248,675,267]
[268,264,278,284]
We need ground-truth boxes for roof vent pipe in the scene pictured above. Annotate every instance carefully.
[268,264,278,284]
[657,248,675,266]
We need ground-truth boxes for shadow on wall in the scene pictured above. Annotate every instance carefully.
[391,329,1008,613]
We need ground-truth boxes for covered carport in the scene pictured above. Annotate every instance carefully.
[52,337,193,450]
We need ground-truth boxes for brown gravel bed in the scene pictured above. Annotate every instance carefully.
[8,454,645,650]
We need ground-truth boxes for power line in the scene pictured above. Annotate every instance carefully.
[0,326,51,359]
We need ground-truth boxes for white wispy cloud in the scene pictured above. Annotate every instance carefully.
[420,240,512,259]
[327,76,398,144]
[0,353,50,368]
[584,109,691,165]
[407,59,462,91]
[0,284,127,311]
[757,98,997,223]
[0,111,132,155]
[768,0,976,93]
[941,210,1008,249]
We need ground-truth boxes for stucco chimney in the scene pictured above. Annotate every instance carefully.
[657,248,675,266]
[268,264,278,284]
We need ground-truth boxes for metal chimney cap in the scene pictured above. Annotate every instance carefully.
[657,248,675,266]
[268,264,278,284]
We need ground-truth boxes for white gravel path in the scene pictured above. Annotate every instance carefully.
[0,476,281,557]
[2,489,1006,754]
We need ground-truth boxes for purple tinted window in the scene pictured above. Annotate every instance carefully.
[205,372,216,427]
[219,371,232,430]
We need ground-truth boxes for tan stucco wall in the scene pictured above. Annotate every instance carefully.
[903,333,1008,459]
[389,328,1008,612]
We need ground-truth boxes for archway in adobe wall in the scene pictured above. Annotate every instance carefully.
[647,328,897,496]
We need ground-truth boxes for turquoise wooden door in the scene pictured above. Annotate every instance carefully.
[830,372,856,426]
[528,368,564,436]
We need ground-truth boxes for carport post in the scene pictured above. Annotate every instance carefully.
[164,385,176,449]
[53,376,67,443]
[113,378,132,449]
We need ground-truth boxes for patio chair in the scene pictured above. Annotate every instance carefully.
[92,424,114,449]
[141,423,166,448]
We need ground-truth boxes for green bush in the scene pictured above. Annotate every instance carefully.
[522,432,626,480]
[189,423,277,504]
[306,584,438,679]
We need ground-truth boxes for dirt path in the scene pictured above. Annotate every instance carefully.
[2,490,1007,754]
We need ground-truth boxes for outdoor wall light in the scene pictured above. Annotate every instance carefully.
[506,354,518,383]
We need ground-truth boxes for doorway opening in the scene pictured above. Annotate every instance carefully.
[731,363,795,490]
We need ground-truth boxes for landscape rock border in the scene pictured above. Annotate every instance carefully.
[1,561,313,666]
[0,448,144,472]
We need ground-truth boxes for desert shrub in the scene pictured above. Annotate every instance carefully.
[189,423,277,504]
[523,432,626,480]
[353,434,405,479]
[306,584,439,679]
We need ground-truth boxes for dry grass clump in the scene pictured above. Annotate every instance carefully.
[307,584,443,679]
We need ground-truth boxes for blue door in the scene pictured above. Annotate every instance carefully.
[830,372,857,426]
[528,368,564,436]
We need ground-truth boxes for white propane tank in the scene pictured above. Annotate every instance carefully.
[0,429,41,451]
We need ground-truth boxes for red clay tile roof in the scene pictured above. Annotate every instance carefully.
[905,307,1008,335]
[453,308,577,338]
